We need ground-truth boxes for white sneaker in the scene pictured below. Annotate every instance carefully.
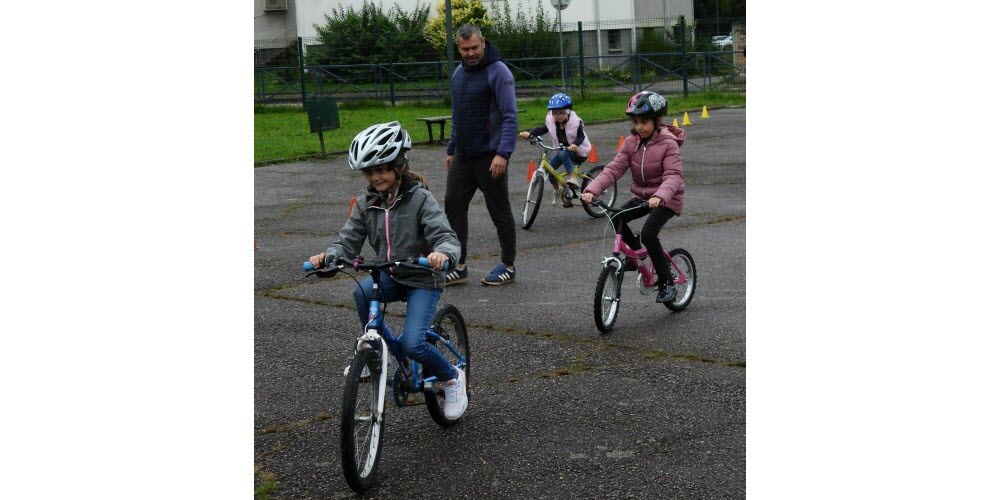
[443,369,468,419]
[552,186,563,206]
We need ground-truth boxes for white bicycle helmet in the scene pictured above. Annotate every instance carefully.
[348,121,412,170]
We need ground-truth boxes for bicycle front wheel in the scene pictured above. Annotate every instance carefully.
[425,304,471,427]
[340,348,384,493]
[521,171,544,229]
[581,166,618,218]
[594,264,624,333]
[665,249,697,312]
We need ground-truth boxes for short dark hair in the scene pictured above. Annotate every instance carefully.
[456,24,483,42]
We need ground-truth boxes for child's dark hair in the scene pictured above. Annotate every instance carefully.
[394,156,429,190]
[629,115,668,133]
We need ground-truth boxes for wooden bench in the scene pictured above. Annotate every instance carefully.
[416,116,451,145]
[416,110,526,146]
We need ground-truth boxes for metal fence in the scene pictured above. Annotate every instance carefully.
[254,16,745,105]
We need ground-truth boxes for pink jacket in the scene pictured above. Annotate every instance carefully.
[544,110,591,158]
[584,125,686,215]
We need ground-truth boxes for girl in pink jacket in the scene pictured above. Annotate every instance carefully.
[582,91,686,304]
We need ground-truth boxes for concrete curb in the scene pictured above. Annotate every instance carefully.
[253,105,747,167]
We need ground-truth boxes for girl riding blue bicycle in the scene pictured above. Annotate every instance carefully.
[582,91,686,304]
[308,121,468,419]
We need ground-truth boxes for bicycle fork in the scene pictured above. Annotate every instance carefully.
[356,329,390,424]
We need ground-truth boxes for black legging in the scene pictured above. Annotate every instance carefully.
[611,198,676,286]
[444,153,517,266]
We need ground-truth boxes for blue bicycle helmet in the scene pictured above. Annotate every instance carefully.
[547,92,573,110]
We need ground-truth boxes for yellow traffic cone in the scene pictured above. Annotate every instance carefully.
[701,105,710,118]
[682,112,692,126]
[672,117,679,127]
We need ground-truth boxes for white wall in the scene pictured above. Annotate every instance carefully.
[291,0,692,40]
[255,0,299,40]
[497,0,692,28]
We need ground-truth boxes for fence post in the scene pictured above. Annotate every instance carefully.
[387,32,396,107]
[679,16,688,98]
[445,0,455,74]
[578,22,585,98]
[632,54,641,93]
[438,60,444,100]
[298,37,307,106]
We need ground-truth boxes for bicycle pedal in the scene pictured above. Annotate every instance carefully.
[423,382,445,397]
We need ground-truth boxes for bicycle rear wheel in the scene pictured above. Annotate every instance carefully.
[424,304,471,428]
[665,249,697,312]
[594,264,624,333]
[340,348,384,493]
[581,165,618,218]
[521,171,544,229]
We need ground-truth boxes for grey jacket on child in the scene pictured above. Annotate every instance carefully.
[324,177,460,289]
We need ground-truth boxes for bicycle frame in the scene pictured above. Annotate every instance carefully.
[358,266,468,408]
[606,233,690,288]
[593,200,688,286]
[591,198,697,333]
[527,138,589,187]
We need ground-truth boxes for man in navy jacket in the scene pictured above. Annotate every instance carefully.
[443,24,519,286]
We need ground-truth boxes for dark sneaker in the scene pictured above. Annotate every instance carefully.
[481,263,515,286]
[445,266,468,286]
[655,284,676,303]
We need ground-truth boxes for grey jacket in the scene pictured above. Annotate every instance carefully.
[324,177,460,289]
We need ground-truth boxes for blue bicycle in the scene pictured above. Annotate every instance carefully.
[304,256,471,492]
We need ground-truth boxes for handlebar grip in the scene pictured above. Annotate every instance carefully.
[303,261,315,272]
[417,257,450,271]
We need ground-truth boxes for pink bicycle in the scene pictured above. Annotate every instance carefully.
[590,199,697,333]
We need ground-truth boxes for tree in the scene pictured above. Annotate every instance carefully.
[486,0,558,59]
[309,1,434,65]
[692,0,746,36]
[424,0,494,57]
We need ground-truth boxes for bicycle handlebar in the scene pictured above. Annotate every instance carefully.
[590,199,649,213]
[303,256,448,276]
[524,135,568,152]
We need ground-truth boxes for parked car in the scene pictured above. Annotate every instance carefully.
[711,34,733,50]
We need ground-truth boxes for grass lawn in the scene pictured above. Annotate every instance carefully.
[254,91,745,164]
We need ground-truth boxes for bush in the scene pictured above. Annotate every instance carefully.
[309,1,436,65]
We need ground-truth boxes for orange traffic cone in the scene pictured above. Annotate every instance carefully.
[526,160,536,181]
[347,196,357,218]
[672,117,679,127]
[701,105,710,118]
[587,144,599,163]
[682,112,693,126]
[616,135,625,151]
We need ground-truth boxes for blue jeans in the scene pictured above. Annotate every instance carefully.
[548,151,578,186]
[353,273,457,381]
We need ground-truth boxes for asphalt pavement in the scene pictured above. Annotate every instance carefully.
[254,107,746,498]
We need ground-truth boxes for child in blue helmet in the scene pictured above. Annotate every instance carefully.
[519,92,592,207]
